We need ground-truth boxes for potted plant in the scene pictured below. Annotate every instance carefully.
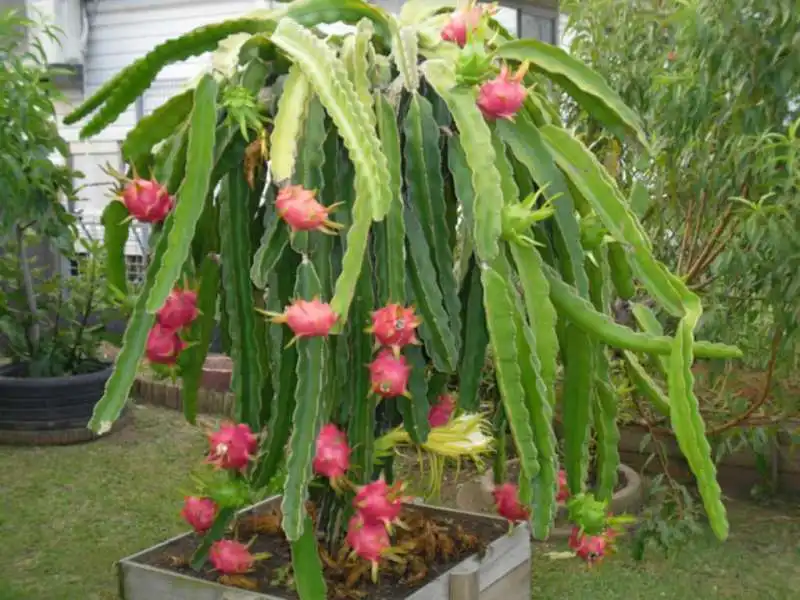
[0,11,123,445]
[67,0,742,597]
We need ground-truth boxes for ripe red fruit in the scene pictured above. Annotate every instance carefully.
[207,422,258,472]
[353,479,404,527]
[145,323,185,365]
[180,496,217,534]
[368,304,420,351]
[271,298,338,339]
[346,514,391,564]
[441,5,484,47]
[312,424,351,481]
[556,469,569,503]
[275,185,341,234]
[477,64,528,121]
[368,349,412,398]
[156,288,199,330]
[492,483,530,524]
[121,178,173,223]
[209,539,255,574]
[568,526,609,564]
[428,393,456,428]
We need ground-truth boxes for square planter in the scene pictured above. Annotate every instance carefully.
[118,497,531,600]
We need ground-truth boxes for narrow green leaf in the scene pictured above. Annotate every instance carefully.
[375,94,405,303]
[495,114,588,297]
[87,216,174,433]
[179,255,220,424]
[347,258,376,484]
[282,259,327,540]
[561,322,594,495]
[539,125,684,316]
[154,124,189,194]
[541,264,742,359]
[122,89,194,161]
[631,302,670,376]
[421,60,502,261]
[495,38,648,148]
[72,19,274,137]
[329,196,371,329]
[403,94,461,350]
[607,241,636,301]
[342,19,375,118]
[290,517,327,600]
[392,24,420,91]
[457,258,488,413]
[668,318,728,540]
[481,264,539,488]
[146,75,218,313]
[271,18,392,220]
[253,253,299,490]
[251,209,289,289]
[270,65,313,183]
[220,172,265,430]
[405,208,459,373]
[401,346,431,444]
[624,351,670,416]
[593,374,621,503]
[101,201,131,298]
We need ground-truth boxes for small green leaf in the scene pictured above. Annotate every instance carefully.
[146,75,218,313]
[100,201,131,298]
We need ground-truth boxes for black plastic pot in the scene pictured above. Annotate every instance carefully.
[0,362,124,445]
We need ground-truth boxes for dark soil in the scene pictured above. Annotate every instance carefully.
[143,503,508,599]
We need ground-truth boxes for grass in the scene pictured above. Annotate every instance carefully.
[1,404,799,599]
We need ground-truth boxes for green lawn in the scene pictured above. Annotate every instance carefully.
[1,405,798,599]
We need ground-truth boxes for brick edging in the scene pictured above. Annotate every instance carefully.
[133,377,235,417]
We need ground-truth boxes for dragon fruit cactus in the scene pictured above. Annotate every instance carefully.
[120,177,173,223]
[156,287,199,330]
[206,423,258,472]
[477,63,529,120]
[209,539,255,574]
[368,349,412,398]
[145,323,185,365]
[428,393,456,428]
[368,304,421,353]
[74,0,737,586]
[268,298,338,340]
[312,424,351,481]
[492,483,530,524]
[181,496,217,534]
[275,184,342,234]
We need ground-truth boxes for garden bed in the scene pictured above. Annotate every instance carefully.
[121,497,530,600]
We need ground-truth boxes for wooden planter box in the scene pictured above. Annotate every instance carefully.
[118,497,532,600]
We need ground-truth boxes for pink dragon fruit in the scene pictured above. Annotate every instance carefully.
[145,323,185,365]
[271,298,338,339]
[557,469,569,503]
[209,539,255,574]
[428,393,456,428]
[121,178,173,223]
[346,514,391,564]
[568,526,610,564]
[441,4,484,47]
[156,288,199,330]
[492,483,530,524]
[477,64,528,121]
[180,496,217,534]
[207,422,258,472]
[312,423,351,481]
[275,184,341,234]
[368,304,421,351]
[368,349,412,398]
[353,479,404,528]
